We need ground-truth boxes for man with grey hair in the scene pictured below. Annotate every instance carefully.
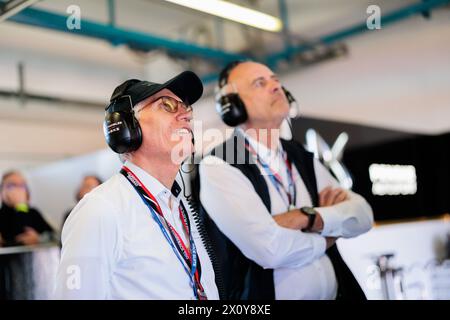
[54,71,218,299]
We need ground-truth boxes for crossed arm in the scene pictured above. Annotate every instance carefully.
[273,158,373,240]
[199,156,373,269]
[273,186,350,248]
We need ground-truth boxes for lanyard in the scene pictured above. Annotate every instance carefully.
[245,140,297,210]
[120,166,207,300]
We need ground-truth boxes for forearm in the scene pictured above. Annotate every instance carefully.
[316,192,374,237]
[200,161,327,269]
[314,159,374,238]
[272,209,308,230]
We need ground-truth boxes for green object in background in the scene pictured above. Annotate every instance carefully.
[15,203,29,213]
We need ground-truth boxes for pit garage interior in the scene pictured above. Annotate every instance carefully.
[0,0,450,300]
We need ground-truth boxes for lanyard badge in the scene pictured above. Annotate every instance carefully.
[245,140,297,211]
[121,166,207,300]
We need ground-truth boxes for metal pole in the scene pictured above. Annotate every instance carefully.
[0,0,39,22]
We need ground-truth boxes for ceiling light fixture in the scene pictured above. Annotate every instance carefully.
[164,0,282,32]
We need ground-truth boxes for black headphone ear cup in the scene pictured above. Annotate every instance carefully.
[217,93,248,127]
[129,116,143,152]
[104,111,142,154]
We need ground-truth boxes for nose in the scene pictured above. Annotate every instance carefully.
[270,80,282,94]
[176,107,193,123]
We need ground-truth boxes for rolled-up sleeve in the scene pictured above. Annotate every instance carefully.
[313,158,374,238]
[199,156,326,270]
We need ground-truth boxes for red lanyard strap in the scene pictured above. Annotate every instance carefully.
[245,140,297,209]
[121,166,207,299]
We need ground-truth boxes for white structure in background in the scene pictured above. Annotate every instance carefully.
[369,164,417,196]
[361,251,450,300]
[305,129,353,189]
[337,218,450,300]
[24,149,122,231]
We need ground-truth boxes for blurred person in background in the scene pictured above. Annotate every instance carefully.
[61,175,103,228]
[0,171,54,247]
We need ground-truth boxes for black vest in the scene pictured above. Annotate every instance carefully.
[195,133,366,300]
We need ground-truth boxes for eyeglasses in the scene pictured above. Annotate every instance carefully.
[155,96,192,113]
[2,183,27,190]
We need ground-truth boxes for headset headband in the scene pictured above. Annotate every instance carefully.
[110,79,140,103]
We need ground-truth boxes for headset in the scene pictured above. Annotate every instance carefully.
[215,60,296,127]
[103,79,143,154]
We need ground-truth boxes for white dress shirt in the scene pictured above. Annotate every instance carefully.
[54,161,219,300]
[199,130,373,300]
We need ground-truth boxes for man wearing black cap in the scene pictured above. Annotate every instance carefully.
[54,71,219,299]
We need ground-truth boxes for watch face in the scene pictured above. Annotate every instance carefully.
[302,207,316,215]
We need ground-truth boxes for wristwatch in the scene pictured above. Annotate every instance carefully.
[300,206,317,231]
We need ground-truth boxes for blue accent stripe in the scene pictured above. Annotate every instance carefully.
[8,6,250,63]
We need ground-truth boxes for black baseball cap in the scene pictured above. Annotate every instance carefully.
[108,70,203,110]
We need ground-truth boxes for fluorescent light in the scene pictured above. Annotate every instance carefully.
[164,0,282,32]
[369,164,417,196]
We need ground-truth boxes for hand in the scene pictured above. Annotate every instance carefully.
[325,237,337,249]
[15,227,40,246]
[273,209,308,230]
[319,186,349,207]
[5,187,28,207]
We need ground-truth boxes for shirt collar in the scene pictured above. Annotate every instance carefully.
[124,161,172,200]
[236,127,283,163]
